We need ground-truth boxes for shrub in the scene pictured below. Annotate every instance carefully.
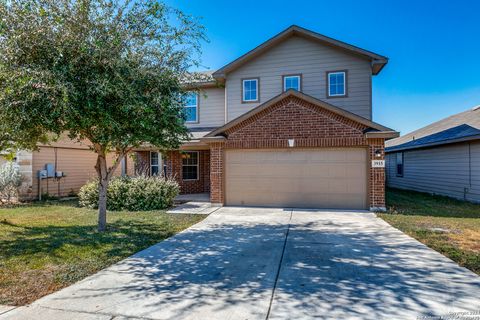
[78,176,179,211]
[0,161,23,202]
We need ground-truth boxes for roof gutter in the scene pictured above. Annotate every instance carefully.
[365,131,399,139]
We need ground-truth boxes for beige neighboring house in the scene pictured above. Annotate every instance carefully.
[12,137,135,200]
[12,25,399,210]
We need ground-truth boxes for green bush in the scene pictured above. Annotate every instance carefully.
[78,176,179,211]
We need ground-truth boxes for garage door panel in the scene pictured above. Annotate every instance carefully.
[225,149,368,209]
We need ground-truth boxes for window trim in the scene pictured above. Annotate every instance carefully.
[326,70,348,98]
[241,78,260,103]
[396,152,404,177]
[282,74,302,92]
[150,151,160,176]
[184,92,199,124]
[181,151,199,181]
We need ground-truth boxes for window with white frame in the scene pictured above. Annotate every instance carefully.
[182,151,198,180]
[327,71,346,97]
[184,92,198,123]
[396,152,404,177]
[150,152,160,176]
[242,78,259,102]
[283,75,301,91]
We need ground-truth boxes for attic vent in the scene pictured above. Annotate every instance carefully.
[472,105,480,111]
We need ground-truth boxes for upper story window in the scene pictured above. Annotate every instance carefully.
[283,75,301,91]
[396,152,404,177]
[327,71,347,97]
[184,92,198,123]
[242,78,259,103]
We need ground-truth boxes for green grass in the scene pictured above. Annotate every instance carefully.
[378,188,480,275]
[0,200,206,306]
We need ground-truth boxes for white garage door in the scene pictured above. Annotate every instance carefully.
[225,148,368,209]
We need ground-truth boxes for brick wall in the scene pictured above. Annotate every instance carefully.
[209,143,224,204]
[206,96,386,209]
[368,138,386,209]
[164,150,210,194]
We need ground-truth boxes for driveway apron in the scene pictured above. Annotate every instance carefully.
[3,207,480,320]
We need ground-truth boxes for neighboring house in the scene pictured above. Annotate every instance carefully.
[14,25,398,209]
[385,106,480,203]
[14,136,135,200]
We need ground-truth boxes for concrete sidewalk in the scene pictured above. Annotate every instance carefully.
[3,207,480,319]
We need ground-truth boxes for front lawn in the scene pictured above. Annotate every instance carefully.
[0,200,205,306]
[378,188,480,275]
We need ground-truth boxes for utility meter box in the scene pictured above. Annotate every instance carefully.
[45,163,55,178]
[38,170,47,179]
[55,171,64,178]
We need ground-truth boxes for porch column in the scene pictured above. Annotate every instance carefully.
[368,138,386,211]
[209,141,225,206]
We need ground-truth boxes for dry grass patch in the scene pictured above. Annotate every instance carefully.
[378,188,480,275]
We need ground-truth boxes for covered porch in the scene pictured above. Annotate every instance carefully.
[133,128,214,196]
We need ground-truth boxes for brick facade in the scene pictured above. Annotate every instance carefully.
[368,139,386,209]
[209,143,224,205]
[206,96,386,210]
[164,150,210,194]
[134,150,210,195]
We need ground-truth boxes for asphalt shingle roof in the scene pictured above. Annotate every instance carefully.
[386,106,480,150]
[385,124,480,152]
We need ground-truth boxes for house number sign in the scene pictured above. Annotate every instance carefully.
[371,160,385,168]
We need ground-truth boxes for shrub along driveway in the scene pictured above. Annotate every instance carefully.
[3,207,480,320]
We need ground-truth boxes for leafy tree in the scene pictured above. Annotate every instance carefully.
[0,114,50,157]
[0,0,206,231]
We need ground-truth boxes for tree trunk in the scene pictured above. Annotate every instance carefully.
[94,149,126,232]
[95,153,109,232]
[97,177,108,232]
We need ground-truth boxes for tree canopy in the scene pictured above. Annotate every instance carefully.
[0,0,206,230]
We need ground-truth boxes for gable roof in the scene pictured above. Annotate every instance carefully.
[212,25,388,80]
[386,106,480,150]
[204,90,398,139]
[386,124,480,153]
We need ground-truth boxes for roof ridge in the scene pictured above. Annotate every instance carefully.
[212,25,388,78]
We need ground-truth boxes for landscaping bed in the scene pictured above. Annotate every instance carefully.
[379,188,480,275]
[0,200,205,305]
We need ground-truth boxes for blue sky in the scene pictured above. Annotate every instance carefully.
[165,0,480,135]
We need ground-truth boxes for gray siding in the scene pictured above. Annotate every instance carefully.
[225,35,372,121]
[386,141,480,203]
[186,87,225,129]
[470,141,480,201]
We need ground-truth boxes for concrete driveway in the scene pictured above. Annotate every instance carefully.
[3,207,480,319]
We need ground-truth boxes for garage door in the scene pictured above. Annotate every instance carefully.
[225,148,367,209]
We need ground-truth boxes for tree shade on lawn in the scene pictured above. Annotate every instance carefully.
[0,200,206,305]
[0,0,207,231]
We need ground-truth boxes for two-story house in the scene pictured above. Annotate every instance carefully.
[138,25,399,211]
[12,25,397,209]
